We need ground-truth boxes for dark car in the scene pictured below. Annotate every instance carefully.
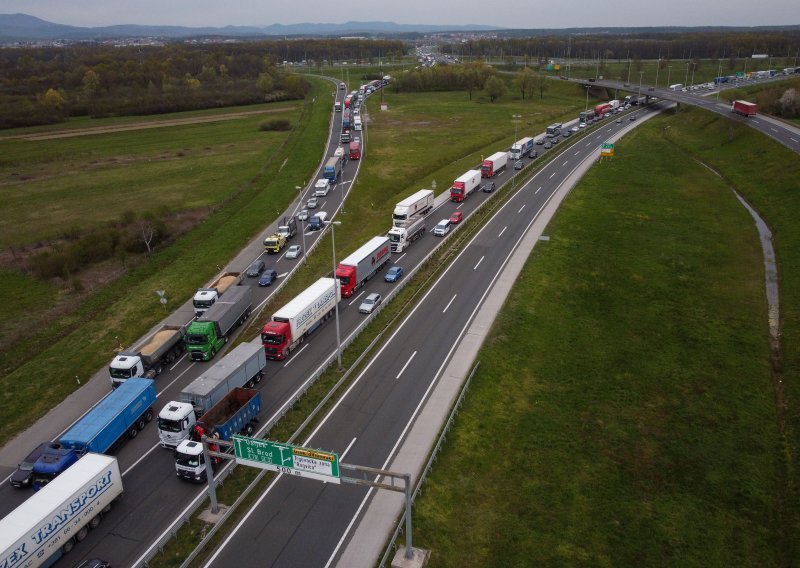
[258,269,278,287]
[10,443,52,488]
[482,182,496,193]
[514,160,524,170]
[648,86,655,91]
[530,150,539,159]
[385,266,404,283]
[245,259,266,277]
[543,141,552,149]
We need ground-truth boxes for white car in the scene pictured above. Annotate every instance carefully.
[314,179,331,196]
[285,245,302,259]
[570,126,579,132]
[359,293,382,314]
[334,146,345,157]
[433,219,451,237]
[579,122,587,128]
[297,209,309,221]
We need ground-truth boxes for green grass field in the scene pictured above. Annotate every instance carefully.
[410,106,799,566]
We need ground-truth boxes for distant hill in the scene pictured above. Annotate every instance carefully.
[0,13,504,42]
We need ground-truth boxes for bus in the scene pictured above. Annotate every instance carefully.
[546,123,562,138]
[578,110,595,123]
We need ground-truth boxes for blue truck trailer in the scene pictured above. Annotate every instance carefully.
[30,378,156,489]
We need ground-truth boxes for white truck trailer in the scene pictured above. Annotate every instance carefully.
[392,189,434,227]
[0,454,122,568]
[335,236,392,298]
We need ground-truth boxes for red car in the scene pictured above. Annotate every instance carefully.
[449,211,463,224]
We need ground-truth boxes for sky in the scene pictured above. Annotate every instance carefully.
[2,0,798,29]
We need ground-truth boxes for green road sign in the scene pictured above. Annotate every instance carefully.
[233,435,340,484]
[601,142,614,150]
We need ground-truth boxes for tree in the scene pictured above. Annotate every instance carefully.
[778,88,800,118]
[484,76,506,103]
[513,67,536,100]
[42,88,66,110]
[533,73,550,99]
[256,72,274,97]
[82,69,101,97]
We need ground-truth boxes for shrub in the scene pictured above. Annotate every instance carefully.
[260,118,292,131]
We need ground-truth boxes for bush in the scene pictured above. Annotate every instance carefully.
[260,118,292,131]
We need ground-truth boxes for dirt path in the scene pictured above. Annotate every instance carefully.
[4,106,299,141]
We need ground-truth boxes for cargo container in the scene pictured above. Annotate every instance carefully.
[731,100,758,117]
[510,137,535,160]
[336,236,392,297]
[449,169,482,202]
[392,189,434,227]
[349,139,361,160]
[481,152,508,178]
[261,278,340,360]
[324,155,343,182]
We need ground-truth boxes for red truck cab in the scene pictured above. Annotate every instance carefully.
[261,321,290,360]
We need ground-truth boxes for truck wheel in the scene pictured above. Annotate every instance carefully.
[62,538,76,554]
[129,426,139,439]
[144,408,154,422]
[137,418,146,430]
[255,372,263,384]
[210,347,217,358]
[75,526,89,542]
[89,515,102,529]
[244,423,255,436]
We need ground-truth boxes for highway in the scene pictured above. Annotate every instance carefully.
[199,104,667,568]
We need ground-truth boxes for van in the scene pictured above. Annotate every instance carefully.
[433,219,451,237]
[308,211,328,231]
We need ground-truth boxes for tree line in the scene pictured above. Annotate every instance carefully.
[0,39,402,129]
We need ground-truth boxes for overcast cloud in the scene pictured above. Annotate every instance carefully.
[2,0,797,29]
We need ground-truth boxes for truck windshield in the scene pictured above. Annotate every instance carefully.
[185,334,208,345]
[193,299,214,309]
[31,471,57,486]
[108,366,133,380]
[337,275,351,285]
[158,418,182,433]
[392,214,407,224]
[175,453,200,468]
[261,332,283,345]
[388,233,400,243]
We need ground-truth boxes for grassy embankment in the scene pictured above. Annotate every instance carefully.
[149,81,594,566]
[0,82,328,445]
[410,105,800,566]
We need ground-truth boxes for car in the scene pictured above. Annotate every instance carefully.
[623,83,630,87]
[450,211,464,224]
[616,117,622,123]
[74,560,111,568]
[529,150,539,159]
[543,141,552,149]
[314,178,331,196]
[562,131,572,138]
[297,209,309,221]
[514,160,524,170]
[359,292,382,314]
[258,269,278,286]
[385,266,404,283]
[551,136,559,144]
[570,126,579,132]
[245,259,266,277]
[340,132,351,143]
[334,146,345,158]
[285,245,302,259]
[482,182,496,193]
[579,122,587,128]
[629,114,637,121]
[433,219,451,236]
[589,78,595,82]
[648,86,655,91]
[535,138,545,145]
[307,196,318,209]
[353,108,360,116]
[10,443,52,488]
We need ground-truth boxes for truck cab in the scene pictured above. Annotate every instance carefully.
[185,321,225,361]
[193,288,219,317]
[31,446,79,490]
[158,401,196,448]
[277,217,297,240]
[108,352,145,386]
[263,233,287,253]
[261,320,291,360]
[174,440,209,482]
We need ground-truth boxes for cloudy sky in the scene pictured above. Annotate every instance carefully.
[3,0,798,28]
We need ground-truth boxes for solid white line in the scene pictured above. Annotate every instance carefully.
[348,291,366,306]
[498,226,507,237]
[395,351,417,380]
[283,344,308,367]
[549,172,556,179]
[473,256,484,270]
[518,204,526,213]
[395,253,407,263]
[123,443,161,476]
[442,294,457,313]
[340,437,357,461]
[169,352,188,371]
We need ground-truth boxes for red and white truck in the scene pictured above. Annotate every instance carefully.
[481,152,508,178]
[261,278,340,360]
[349,139,361,160]
[392,189,434,227]
[336,236,392,297]
[731,100,758,117]
[595,102,612,116]
[450,169,482,202]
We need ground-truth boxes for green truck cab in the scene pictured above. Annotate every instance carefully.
[185,286,253,362]
[185,320,227,361]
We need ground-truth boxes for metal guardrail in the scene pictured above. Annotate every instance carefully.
[378,362,481,568]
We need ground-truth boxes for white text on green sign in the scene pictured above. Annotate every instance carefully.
[233,435,341,484]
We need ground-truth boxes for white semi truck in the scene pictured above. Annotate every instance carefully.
[392,189,434,227]
[388,217,426,253]
[193,271,243,318]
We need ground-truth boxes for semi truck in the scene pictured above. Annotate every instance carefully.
[608,99,621,109]
[450,169,481,202]
[510,137,534,160]
[392,189,434,227]
[349,139,361,160]
[185,286,253,362]
[0,454,123,567]
[481,152,508,178]
[354,115,363,131]
[342,109,352,129]
[31,379,156,489]
[261,277,340,361]
[731,100,758,117]
[174,341,266,424]
[108,324,185,388]
[193,271,243,318]
[594,103,612,116]
[546,123,562,138]
[669,83,684,91]
[324,156,343,182]
[174,388,262,482]
[388,217,425,253]
[335,236,392,298]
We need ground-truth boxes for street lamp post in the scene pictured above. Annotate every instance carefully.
[325,220,343,370]
[655,60,660,89]
[511,114,522,188]
[638,71,644,98]
[690,62,696,87]
[300,217,308,266]
[627,57,632,84]
[584,85,590,111]
[666,65,672,89]
[685,62,690,86]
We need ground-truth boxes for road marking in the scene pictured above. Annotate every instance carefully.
[562,160,569,166]
[340,437,357,460]
[395,351,417,379]
[283,344,308,367]
[169,352,188,371]
[549,172,556,179]
[278,272,288,278]
[443,294,457,313]
[535,187,541,195]
[518,204,526,213]
[157,361,197,398]
[348,291,366,306]
[498,226,507,237]
[771,127,778,133]
[123,443,161,476]
[457,203,464,209]
[474,256,484,270]
[574,151,580,156]
[791,138,799,143]
[395,253,407,262]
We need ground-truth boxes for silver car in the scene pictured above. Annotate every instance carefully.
[359,293,382,314]
[285,245,302,259]
[307,196,318,209]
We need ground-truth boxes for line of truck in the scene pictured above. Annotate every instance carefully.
[449,170,481,202]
